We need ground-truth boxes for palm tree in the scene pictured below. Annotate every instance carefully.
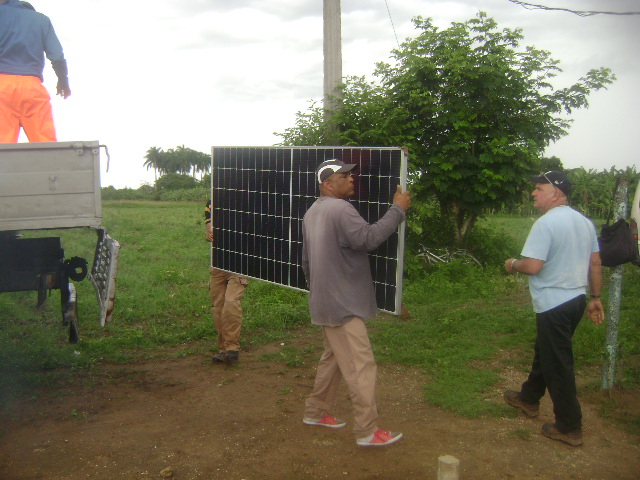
[143,146,163,180]
[143,145,212,180]
[190,149,211,179]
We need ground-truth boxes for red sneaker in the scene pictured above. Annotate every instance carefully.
[303,413,346,429]
[357,429,403,446]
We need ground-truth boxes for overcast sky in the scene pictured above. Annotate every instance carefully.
[24,0,640,188]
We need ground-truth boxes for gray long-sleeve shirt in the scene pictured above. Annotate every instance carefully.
[302,196,406,326]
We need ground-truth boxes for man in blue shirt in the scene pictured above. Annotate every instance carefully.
[0,0,71,142]
[503,171,604,446]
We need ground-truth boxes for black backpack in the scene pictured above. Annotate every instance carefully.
[598,219,640,267]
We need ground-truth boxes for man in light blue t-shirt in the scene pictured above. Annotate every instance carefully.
[503,171,604,446]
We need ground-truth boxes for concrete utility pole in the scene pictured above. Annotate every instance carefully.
[602,178,628,390]
[323,0,342,124]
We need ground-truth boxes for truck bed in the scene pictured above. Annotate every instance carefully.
[0,141,103,231]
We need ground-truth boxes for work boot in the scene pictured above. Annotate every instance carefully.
[212,352,227,364]
[503,389,540,417]
[541,422,583,446]
[225,350,239,365]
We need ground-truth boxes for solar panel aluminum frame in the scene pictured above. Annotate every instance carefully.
[210,146,408,315]
[89,228,120,326]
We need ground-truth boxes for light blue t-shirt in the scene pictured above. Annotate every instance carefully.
[521,206,599,313]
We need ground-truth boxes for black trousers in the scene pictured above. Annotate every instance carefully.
[520,295,586,433]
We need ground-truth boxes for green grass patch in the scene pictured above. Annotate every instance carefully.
[0,201,307,407]
[509,428,533,441]
[1,204,638,426]
[258,344,317,368]
[369,215,640,418]
[369,264,535,418]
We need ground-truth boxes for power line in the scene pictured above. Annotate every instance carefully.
[384,0,400,47]
[507,0,640,16]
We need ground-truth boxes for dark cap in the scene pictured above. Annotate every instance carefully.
[530,170,572,195]
[316,159,357,184]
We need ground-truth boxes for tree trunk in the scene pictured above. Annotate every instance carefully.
[452,203,477,247]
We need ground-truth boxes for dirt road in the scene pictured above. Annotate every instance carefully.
[1,329,638,480]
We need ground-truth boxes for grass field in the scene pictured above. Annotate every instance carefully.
[1,201,638,432]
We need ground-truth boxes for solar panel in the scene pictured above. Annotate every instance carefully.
[210,147,407,314]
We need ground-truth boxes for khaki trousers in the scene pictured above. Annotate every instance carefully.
[304,317,378,438]
[209,268,248,352]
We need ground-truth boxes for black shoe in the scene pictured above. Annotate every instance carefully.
[503,389,540,417]
[225,350,239,365]
[212,352,227,364]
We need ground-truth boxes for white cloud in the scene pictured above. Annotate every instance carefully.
[17,0,638,187]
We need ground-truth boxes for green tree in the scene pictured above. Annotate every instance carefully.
[536,156,564,174]
[568,167,639,219]
[277,77,404,148]
[155,173,198,192]
[277,12,615,246]
[377,13,614,244]
[143,145,210,179]
[143,146,163,180]
[185,147,211,179]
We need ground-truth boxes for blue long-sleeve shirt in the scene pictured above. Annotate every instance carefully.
[0,0,66,81]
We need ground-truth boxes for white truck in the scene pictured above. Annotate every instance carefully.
[0,141,119,342]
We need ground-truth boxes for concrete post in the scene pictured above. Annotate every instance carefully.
[438,455,460,480]
[602,178,628,390]
[323,0,342,122]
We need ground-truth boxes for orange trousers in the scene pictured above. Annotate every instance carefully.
[0,74,57,143]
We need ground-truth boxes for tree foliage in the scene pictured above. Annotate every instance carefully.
[143,145,210,179]
[276,12,616,245]
[154,173,199,192]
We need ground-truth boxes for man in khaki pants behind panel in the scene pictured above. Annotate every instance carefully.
[205,200,248,365]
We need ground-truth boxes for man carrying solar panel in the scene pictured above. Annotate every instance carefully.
[301,159,411,447]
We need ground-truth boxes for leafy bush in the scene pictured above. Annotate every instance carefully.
[405,206,521,277]
[101,184,159,200]
[102,180,208,202]
[406,206,455,250]
[465,222,520,266]
[137,184,156,197]
[404,200,456,278]
[158,186,209,202]
[199,173,211,187]
[155,173,198,192]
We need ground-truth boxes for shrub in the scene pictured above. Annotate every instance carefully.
[200,173,211,188]
[466,222,520,266]
[101,184,159,200]
[155,173,198,192]
[159,186,209,202]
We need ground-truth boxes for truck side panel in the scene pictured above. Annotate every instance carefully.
[0,141,102,231]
